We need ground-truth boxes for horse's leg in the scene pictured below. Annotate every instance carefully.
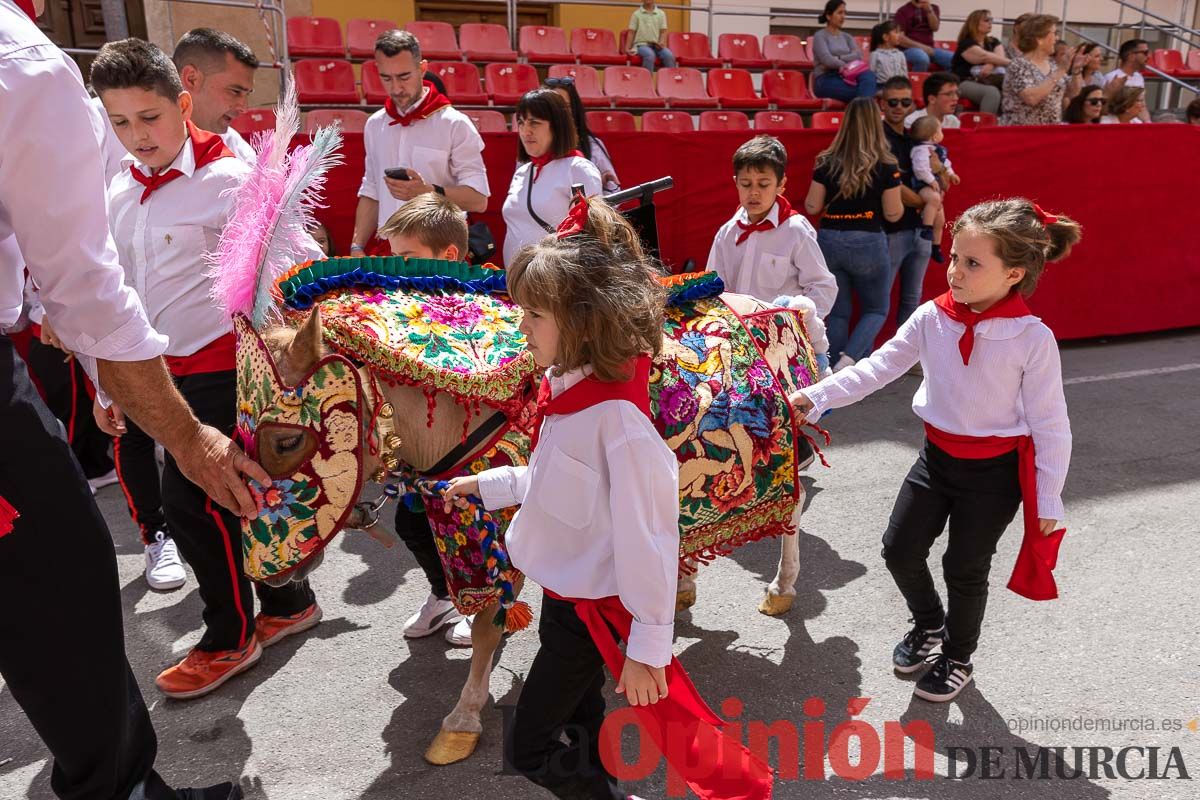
[676,558,699,612]
[760,495,804,616]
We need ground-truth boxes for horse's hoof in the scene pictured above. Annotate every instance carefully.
[424,729,481,766]
[675,589,697,612]
[758,592,794,617]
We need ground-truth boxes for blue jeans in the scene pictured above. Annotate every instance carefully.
[813,70,879,104]
[886,227,932,327]
[636,44,676,71]
[818,228,893,362]
[903,46,953,72]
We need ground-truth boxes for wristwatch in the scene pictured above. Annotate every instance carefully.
[350,244,365,254]
[432,184,446,196]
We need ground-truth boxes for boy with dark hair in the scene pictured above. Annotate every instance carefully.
[707,135,836,374]
[905,71,961,129]
[92,38,324,698]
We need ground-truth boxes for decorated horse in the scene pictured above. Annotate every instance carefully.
[211,93,823,766]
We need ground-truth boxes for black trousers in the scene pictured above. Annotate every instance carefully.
[393,503,448,598]
[24,339,113,480]
[112,414,168,545]
[161,370,314,652]
[0,336,177,800]
[506,595,624,800]
[881,440,1022,662]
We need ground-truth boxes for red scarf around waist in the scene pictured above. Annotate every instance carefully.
[924,423,1065,601]
[933,290,1032,366]
[385,82,452,127]
[528,149,585,181]
[163,332,236,377]
[543,589,774,799]
[529,354,651,451]
[735,195,800,245]
[129,121,234,204]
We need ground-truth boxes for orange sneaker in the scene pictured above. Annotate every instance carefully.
[155,638,262,700]
[255,602,323,648]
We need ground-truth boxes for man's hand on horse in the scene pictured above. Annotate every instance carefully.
[173,424,271,519]
[441,475,481,513]
[789,390,815,416]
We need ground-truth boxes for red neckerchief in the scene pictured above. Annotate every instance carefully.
[735,195,800,245]
[384,82,452,127]
[933,289,1032,365]
[542,590,775,799]
[529,354,651,451]
[528,149,584,181]
[128,121,234,204]
[16,0,37,19]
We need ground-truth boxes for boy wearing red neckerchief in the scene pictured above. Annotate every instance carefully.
[350,29,489,257]
[444,200,772,799]
[707,135,837,378]
[92,39,324,700]
[792,197,1077,703]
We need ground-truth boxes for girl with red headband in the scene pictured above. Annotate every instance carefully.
[792,197,1080,702]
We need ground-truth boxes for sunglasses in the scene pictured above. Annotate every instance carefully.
[544,76,576,87]
[1085,97,1104,106]
[885,98,914,107]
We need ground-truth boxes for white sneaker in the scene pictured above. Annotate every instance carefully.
[402,593,464,638]
[145,531,186,591]
[444,615,474,647]
[833,354,857,372]
[87,468,119,494]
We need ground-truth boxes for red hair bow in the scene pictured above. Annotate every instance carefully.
[556,195,590,239]
[1031,203,1059,226]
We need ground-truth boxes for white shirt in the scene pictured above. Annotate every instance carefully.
[798,301,1072,520]
[477,367,680,668]
[904,108,961,130]
[588,135,619,191]
[501,156,602,265]
[107,139,249,357]
[1100,68,1144,90]
[911,143,954,185]
[1098,115,1143,125]
[221,126,257,163]
[358,100,489,232]
[706,201,837,318]
[0,0,165,363]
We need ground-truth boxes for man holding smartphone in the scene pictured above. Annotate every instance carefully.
[350,29,489,255]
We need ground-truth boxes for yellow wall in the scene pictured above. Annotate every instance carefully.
[557,3,689,38]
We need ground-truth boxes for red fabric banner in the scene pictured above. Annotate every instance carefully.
[304,125,1200,341]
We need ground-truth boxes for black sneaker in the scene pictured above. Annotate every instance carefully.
[914,654,974,702]
[892,621,945,673]
[177,783,243,800]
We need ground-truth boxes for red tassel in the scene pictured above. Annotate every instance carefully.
[503,600,533,633]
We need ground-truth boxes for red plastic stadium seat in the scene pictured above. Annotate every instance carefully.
[959,111,998,129]
[293,59,359,105]
[287,17,345,58]
[807,70,846,111]
[854,35,871,59]
[755,110,804,130]
[460,23,517,62]
[405,21,461,61]
[230,107,275,137]
[666,32,721,68]
[484,63,539,105]
[642,110,695,133]
[586,110,636,134]
[360,61,387,104]
[810,111,843,129]
[306,108,369,134]
[762,70,824,110]
[706,68,769,109]
[548,64,608,108]
[519,25,574,64]
[718,33,771,69]
[346,18,395,59]
[909,72,930,108]
[571,27,627,66]
[655,68,718,109]
[429,61,488,105]
[1151,49,1200,78]
[603,66,666,108]
[1189,50,1200,71]
[463,109,508,133]
[763,34,812,68]
[698,110,750,131]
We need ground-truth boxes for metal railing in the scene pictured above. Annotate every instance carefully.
[1065,23,1198,104]
[1102,0,1200,50]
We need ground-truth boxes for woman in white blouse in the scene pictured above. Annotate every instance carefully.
[501,89,602,265]
[544,76,620,191]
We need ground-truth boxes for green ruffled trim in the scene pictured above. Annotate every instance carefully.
[277,256,500,301]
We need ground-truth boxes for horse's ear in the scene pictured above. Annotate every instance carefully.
[288,307,323,370]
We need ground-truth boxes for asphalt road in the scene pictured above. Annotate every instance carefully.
[3,328,1198,800]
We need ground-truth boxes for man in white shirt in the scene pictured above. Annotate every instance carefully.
[904,71,962,130]
[173,27,259,162]
[1101,38,1152,122]
[0,1,262,798]
[350,29,489,255]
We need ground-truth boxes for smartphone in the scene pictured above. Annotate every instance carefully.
[385,167,410,181]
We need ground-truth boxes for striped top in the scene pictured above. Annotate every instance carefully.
[799,300,1072,520]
